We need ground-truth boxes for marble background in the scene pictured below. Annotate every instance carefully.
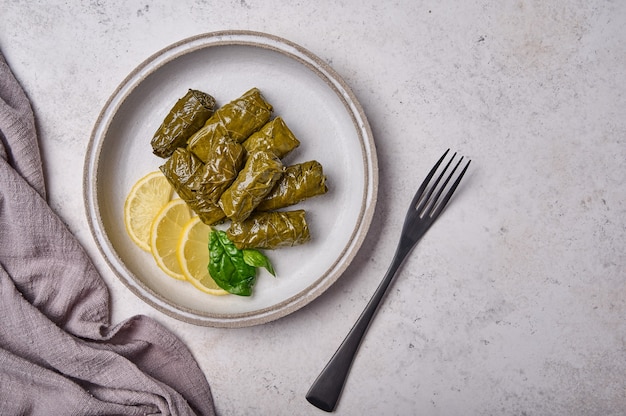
[2,1,625,415]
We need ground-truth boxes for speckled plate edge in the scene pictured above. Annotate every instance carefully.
[83,30,378,327]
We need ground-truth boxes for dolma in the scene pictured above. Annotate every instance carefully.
[159,148,203,196]
[218,151,283,223]
[256,160,327,211]
[151,89,216,158]
[187,131,245,204]
[188,196,226,226]
[186,121,230,162]
[188,88,273,159]
[159,148,226,225]
[226,210,310,250]
[242,117,300,159]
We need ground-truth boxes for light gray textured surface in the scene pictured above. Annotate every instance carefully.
[2,1,625,415]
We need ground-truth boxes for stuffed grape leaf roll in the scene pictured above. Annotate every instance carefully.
[159,147,203,197]
[226,210,310,249]
[186,121,230,162]
[187,88,272,160]
[187,130,245,204]
[256,160,327,211]
[151,89,216,158]
[218,151,283,223]
[242,117,300,159]
[159,148,226,225]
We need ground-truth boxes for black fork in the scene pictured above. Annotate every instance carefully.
[306,149,471,412]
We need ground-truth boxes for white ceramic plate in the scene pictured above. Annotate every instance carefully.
[84,31,378,328]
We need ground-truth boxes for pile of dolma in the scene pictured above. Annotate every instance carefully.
[152,87,328,250]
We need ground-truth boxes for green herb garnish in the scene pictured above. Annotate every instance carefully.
[208,230,275,296]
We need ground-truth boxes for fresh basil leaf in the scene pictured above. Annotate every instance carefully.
[242,249,276,276]
[208,230,256,296]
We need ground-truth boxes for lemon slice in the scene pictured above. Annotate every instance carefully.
[177,217,229,296]
[150,199,192,280]
[124,171,173,251]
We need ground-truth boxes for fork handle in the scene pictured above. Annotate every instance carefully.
[306,243,412,412]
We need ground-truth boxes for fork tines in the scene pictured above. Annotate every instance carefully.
[413,149,471,220]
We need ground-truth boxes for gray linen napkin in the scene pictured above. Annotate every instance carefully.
[0,52,216,415]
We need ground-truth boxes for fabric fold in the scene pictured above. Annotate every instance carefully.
[0,51,216,415]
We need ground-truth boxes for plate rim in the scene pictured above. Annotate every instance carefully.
[83,30,378,328]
